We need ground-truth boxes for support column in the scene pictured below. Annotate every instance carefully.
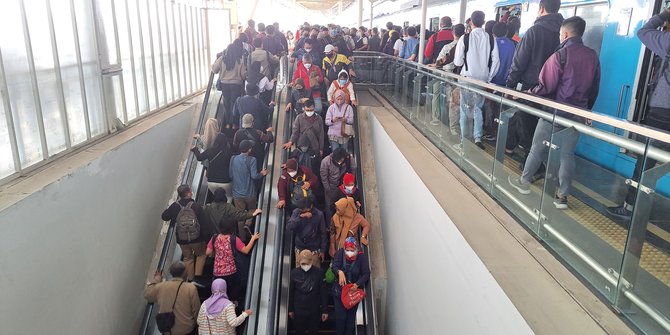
[417,0,428,64]
[369,0,373,29]
[358,0,364,28]
[460,0,468,24]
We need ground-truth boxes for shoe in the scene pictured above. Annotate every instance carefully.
[475,140,485,150]
[606,205,632,220]
[483,134,496,142]
[508,175,531,194]
[553,195,568,209]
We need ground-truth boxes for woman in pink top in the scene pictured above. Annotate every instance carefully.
[206,223,260,303]
[325,90,354,151]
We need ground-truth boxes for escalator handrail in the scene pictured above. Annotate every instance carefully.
[138,72,216,335]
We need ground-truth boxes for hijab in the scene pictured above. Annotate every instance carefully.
[334,89,347,106]
[344,236,359,262]
[333,197,356,250]
[205,279,232,317]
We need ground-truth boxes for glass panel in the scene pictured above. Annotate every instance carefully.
[558,6,575,21]
[138,0,157,111]
[182,5,192,94]
[149,0,166,106]
[168,2,181,98]
[0,97,15,178]
[95,0,119,66]
[0,0,44,167]
[127,0,148,115]
[52,0,87,145]
[104,75,125,123]
[576,4,608,56]
[177,5,188,96]
[26,0,67,155]
[158,0,173,103]
[617,137,670,334]
[114,0,137,122]
[74,0,105,137]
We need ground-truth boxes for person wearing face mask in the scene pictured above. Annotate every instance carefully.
[322,44,355,87]
[285,78,311,114]
[288,250,329,335]
[327,70,357,106]
[332,237,370,335]
[292,54,325,113]
[325,90,354,152]
[277,158,319,210]
[509,16,600,210]
[331,173,362,212]
[291,38,315,65]
[320,148,349,221]
[286,199,328,268]
[329,197,370,257]
[353,27,369,51]
[283,100,325,172]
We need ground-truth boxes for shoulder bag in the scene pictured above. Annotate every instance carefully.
[155,281,184,333]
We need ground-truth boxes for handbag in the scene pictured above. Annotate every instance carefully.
[343,123,355,137]
[341,282,366,310]
[324,265,336,284]
[155,281,184,333]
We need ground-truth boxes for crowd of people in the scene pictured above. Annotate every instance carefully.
[146,17,371,335]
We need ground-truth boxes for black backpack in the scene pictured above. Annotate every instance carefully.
[462,32,495,72]
[291,182,315,209]
[427,32,453,63]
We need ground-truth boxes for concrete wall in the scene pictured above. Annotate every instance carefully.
[369,114,534,335]
[0,107,195,334]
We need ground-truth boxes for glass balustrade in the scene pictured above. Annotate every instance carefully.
[353,51,670,335]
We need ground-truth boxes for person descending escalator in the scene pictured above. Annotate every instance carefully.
[332,237,370,335]
[197,278,252,335]
[288,250,330,335]
[321,148,349,221]
[325,90,355,152]
[283,99,325,174]
[277,158,319,210]
[327,70,357,106]
[285,78,311,115]
[329,197,370,258]
[286,195,328,269]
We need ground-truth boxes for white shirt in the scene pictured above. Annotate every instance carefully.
[393,39,404,55]
[437,40,459,72]
[453,27,500,82]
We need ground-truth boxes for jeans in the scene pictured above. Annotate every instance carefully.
[330,139,349,152]
[521,119,580,197]
[459,89,484,141]
[220,83,245,126]
[334,296,357,335]
[179,242,207,281]
[233,196,258,242]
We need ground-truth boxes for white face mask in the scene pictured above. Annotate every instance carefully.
[344,185,354,192]
[304,63,312,70]
[305,111,315,117]
[301,264,312,272]
[288,171,297,177]
[345,251,356,258]
[304,48,312,53]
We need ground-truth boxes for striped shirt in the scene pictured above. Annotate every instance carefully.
[197,303,248,335]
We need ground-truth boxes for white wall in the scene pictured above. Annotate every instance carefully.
[0,107,194,334]
[369,114,534,335]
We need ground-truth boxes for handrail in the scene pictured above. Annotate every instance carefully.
[351,104,378,335]
[352,51,670,144]
[138,72,216,335]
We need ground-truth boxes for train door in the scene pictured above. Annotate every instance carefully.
[632,0,670,123]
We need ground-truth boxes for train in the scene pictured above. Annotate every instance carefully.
[346,0,670,193]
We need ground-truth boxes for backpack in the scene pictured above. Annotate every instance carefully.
[333,83,351,104]
[176,201,200,242]
[427,31,453,63]
[291,182,315,209]
[462,32,495,72]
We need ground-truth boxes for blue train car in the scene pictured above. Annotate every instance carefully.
[494,0,670,193]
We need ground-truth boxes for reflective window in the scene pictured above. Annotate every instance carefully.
[576,3,608,56]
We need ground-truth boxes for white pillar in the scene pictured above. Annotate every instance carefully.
[358,0,363,28]
[369,0,373,29]
[459,0,467,24]
[417,0,428,64]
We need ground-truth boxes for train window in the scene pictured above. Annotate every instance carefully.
[576,3,608,56]
[558,6,575,19]
[496,4,521,22]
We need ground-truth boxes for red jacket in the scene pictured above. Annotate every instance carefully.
[292,61,324,98]
[424,29,455,60]
[277,166,320,201]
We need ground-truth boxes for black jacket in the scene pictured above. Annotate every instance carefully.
[161,198,205,244]
[286,208,328,252]
[289,267,329,316]
[201,202,255,241]
[506,13,564,91]
[332,248,370,288]
[191,145,232,183]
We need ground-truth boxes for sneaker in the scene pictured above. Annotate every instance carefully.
[483,134,497,142]
[475,140,485,150]
[606,205,632,220]
[553,195,568,209]
[508,175,531,195]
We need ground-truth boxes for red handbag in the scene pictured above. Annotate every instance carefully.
[340,283,366,310]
